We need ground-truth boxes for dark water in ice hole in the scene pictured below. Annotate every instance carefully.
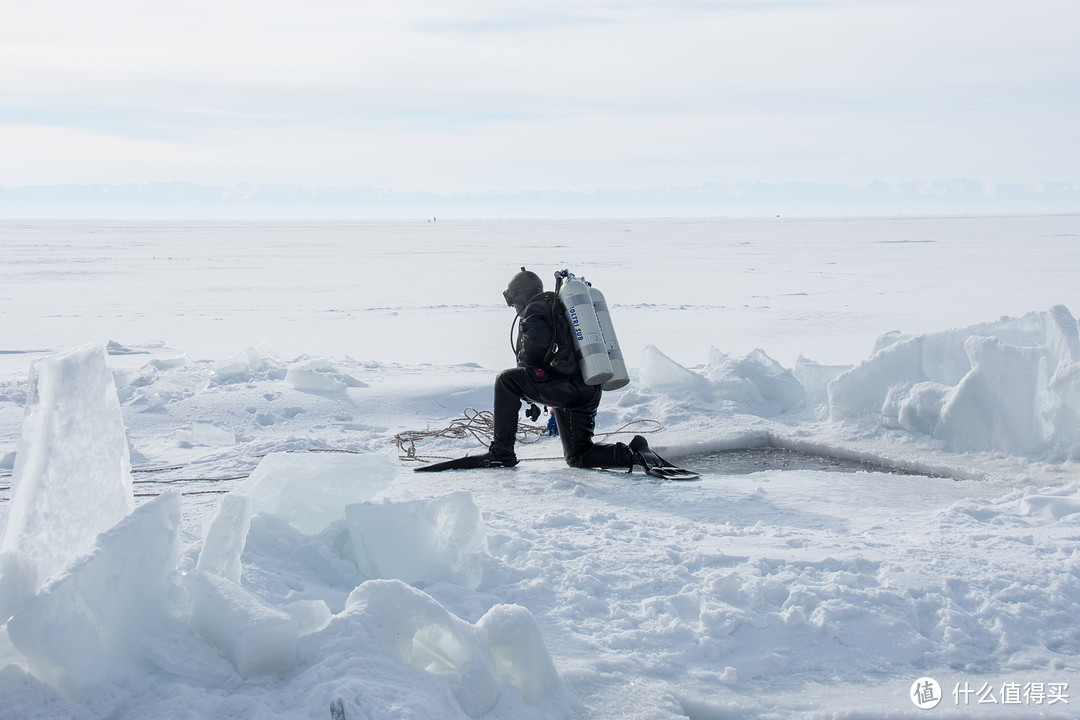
[689,447,939,478]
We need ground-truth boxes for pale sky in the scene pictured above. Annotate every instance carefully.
[1,0,1077,193]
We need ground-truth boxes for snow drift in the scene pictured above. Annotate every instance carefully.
[7,493,183,694]
[1,303,1079,719]
[829,305,1080,459]
[0,344,562,716]
[636,305,1080,461]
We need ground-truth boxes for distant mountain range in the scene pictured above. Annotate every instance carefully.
[1,179,1077,219]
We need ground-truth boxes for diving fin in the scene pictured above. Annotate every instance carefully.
[629,435,700,481]
[414,452,518,473]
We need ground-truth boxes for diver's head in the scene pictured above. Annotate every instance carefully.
[502,267,543,313]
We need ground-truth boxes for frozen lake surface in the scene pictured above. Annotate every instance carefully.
[1,214,1079,719]
[2,215,1078,372]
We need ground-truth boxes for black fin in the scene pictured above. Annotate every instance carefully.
[414,452,518,472]
[629,435,701,481]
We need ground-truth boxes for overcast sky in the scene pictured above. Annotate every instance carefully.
[1,0,1076,193]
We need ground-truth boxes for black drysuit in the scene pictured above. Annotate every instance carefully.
[491,297,633,469]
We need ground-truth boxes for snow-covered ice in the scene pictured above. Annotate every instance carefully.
[184,566,300,679]
[7,493,182,695]
[1,345,134,589]
[195,492,252,584]
[829,306,1080,459]
[1,216,1079,719]
[233,451,397,536]
[346,491,487,590]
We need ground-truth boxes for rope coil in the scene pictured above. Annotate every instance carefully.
[394,407,546,462]
[394,407,663,463]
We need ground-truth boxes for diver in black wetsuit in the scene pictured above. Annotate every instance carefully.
[417,268,697,477]
[483,268,636,469]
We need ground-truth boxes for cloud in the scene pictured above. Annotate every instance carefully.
[1,0,1077,191]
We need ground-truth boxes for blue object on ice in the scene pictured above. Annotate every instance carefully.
[547,413,559,437]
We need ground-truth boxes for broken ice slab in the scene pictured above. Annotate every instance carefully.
[231,451,397,535]
[184,569,298,678]
[346,490,485,590]
[6,494,182,694]
[3,344,134,587]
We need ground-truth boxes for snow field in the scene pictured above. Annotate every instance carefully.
[0,346,565,717]
[4,307,1079,717]
[1,216,1079,718]
[3,216,1079,375]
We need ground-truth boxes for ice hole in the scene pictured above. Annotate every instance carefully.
[691,446,946,478]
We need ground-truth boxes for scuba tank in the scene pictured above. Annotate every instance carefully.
[554,270,614,387]
[589,286,629,390]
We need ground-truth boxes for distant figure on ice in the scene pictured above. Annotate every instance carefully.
[417,267,698,478]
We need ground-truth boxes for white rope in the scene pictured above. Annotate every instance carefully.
[394,407,547,462]
[395,408,664,463]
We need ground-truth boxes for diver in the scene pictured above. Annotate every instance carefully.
[486,267,635,469]
[417,267,697,478]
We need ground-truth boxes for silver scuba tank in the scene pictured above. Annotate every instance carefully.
[589,286,629,390]
[557,275,614,386]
